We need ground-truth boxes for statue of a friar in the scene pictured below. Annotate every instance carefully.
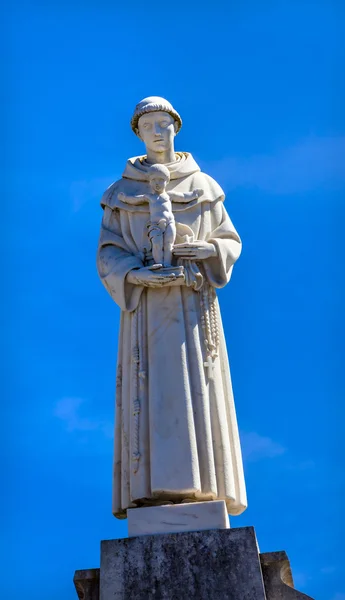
[97,96,247,519]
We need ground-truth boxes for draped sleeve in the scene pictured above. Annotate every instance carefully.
[203,199,242,288]
[96,206,144,312]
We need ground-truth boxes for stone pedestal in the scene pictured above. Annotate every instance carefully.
[101,527,265,599]
[74,527,315,600]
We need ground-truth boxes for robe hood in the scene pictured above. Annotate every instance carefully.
[122,152,200,181]
[101,152,225,213]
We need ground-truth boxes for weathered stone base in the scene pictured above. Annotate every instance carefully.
[101,527,264,599]
[74,527,315,600]
[74,568,100,600]
[260,551,314,599]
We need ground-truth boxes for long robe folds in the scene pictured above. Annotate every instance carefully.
[97,152,247,518]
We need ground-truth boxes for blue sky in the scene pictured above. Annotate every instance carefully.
[2,1,344,598]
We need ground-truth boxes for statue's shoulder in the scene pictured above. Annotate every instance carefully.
[189,171,225,203]
[101,177,150,213]
[100,180,122,210]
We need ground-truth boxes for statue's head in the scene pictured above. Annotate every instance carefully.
[131,96,182,154]
[148,164,170,194]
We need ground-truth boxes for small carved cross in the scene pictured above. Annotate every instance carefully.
[204,354,215,378]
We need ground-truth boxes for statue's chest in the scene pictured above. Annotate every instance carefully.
[123,206,202,260]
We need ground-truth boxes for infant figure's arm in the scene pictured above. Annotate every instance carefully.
[118,192,149,205]
[169,188,204,203]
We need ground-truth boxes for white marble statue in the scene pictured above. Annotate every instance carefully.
[118,163,203,267]
[97,96,247,519]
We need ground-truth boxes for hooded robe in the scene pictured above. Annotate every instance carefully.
[97,152,247,518]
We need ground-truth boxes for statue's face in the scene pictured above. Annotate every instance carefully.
[149,176,168,194]
[138,111,177,153]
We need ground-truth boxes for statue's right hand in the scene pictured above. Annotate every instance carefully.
[118,192,126,201]
[126,266,184,288]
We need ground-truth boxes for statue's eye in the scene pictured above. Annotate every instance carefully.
[160,121,169,127]
[143,123,151,129]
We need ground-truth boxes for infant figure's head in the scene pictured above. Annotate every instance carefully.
[148,164,170,194]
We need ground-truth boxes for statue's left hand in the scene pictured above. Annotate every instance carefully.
[172,241,217,261]
[127,265,184,287]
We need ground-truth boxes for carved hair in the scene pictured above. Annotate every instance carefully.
[147,164,170,182]
[131,96,182,136]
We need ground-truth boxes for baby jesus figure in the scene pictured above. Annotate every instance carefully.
[118,163,203,267]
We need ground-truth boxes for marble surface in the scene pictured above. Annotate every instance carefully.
[97,97,247,520]
[118,163,204,268]
[127,500,230,537]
